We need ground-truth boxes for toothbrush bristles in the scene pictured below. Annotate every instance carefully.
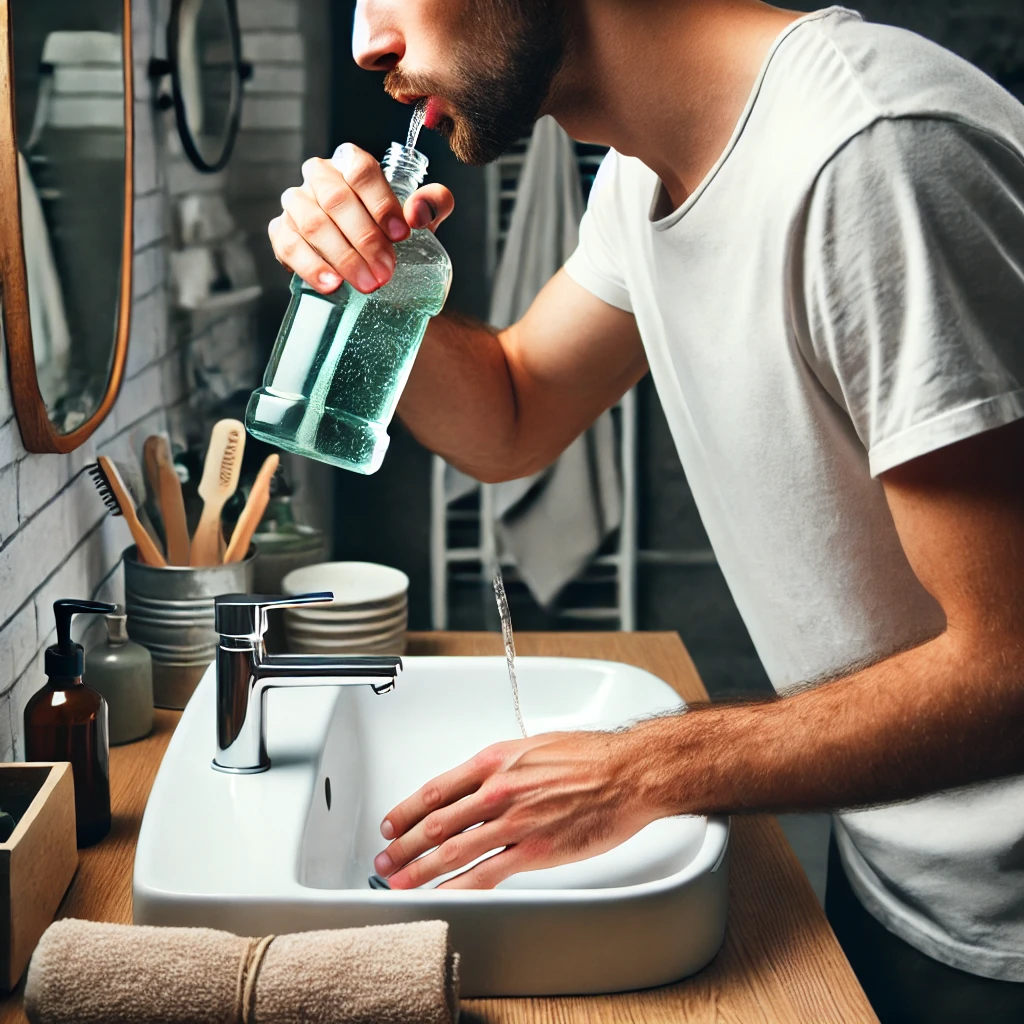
[86,463,123,517]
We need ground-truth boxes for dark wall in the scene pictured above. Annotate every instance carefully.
[325,0,1024,697]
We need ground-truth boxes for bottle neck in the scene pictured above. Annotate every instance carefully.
[382,143,429,204]
[48,674,83,690]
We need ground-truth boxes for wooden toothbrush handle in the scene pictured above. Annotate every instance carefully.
[224,455,279,563]
[189,503,224,567]
[130,508,168,568]
[97,457,167,568]
[155,456,190,566]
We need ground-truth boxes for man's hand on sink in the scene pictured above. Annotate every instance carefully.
[373,730,663,889]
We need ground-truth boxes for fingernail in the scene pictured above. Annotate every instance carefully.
[319,271,341,290]
[381,819,395,840]
[373,253,395,285]
[374,851,392,874]
[410,202,432,230]
[386,216,408,241]
[332,142,354,174]
[355,267,378,293]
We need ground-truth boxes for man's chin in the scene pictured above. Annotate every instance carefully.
[443,117,529,167]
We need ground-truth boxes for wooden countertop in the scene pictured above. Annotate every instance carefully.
[0,632,877,1024]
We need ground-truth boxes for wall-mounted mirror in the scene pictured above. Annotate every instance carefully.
[0,0,133,452]
[152,0,247,174]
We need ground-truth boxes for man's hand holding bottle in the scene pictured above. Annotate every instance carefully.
[268,142,455,296]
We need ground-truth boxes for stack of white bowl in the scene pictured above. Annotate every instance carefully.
[281,562,409,656]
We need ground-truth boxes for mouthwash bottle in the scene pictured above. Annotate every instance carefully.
[246,143,452,474]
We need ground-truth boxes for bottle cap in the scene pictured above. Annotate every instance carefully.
[45,600,118,678]
[105,613,129,646]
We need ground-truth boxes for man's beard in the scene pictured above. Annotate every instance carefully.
[385,2,567,165]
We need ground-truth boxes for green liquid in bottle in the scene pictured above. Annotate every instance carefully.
[247,144,452,474]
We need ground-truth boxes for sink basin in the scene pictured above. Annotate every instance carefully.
[134,656,729,996]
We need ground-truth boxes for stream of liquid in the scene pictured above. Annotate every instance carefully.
[406,99,428,150]
[493,569,528,739]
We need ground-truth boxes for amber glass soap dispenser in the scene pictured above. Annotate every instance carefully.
[24,599,117,847]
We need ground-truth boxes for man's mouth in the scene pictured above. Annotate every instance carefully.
[394,94,446,130]
[423,97,445,130]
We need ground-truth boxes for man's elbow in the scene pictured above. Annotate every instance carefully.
[454,453,548,485]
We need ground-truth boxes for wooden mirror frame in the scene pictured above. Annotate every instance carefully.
[0,0,134,454]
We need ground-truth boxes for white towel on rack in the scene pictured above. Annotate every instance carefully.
[446,116,622,606]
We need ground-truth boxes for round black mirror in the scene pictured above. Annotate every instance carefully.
[166,0,245,173]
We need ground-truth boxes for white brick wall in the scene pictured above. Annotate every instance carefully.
[237,0,299,32]
[0,0,189,756]
[0,0,317,756]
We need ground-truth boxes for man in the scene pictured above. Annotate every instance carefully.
[268,2,1024,1019]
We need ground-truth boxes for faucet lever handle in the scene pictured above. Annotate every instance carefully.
[215,592,335,639]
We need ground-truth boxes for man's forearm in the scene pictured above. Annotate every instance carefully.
[398,313,523,481]
[631,629,1024,818]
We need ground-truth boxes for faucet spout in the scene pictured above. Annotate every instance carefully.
[259,654,401,694]
[211,593,402,774]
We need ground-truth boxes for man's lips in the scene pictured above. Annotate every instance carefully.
[396,94,446,130]
[423,97,445,130]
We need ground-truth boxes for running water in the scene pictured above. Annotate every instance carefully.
[406,99,428,150]
[493,570,528,738]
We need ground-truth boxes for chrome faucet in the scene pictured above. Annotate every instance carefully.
[212,593,402,774]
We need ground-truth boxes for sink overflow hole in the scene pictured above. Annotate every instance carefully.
[325,777,332,811]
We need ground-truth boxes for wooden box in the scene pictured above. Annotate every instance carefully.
[0,764,78,992]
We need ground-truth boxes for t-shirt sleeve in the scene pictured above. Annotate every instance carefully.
[799,116,1024,478]
[563,151,634,313]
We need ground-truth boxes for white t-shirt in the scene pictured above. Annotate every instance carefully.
[565,6,1024,982]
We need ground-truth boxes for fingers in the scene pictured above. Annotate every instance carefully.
[438,847,528,891]
[278,188,381,294]
[268,142,411,293]
[386,821,512,890]
[330,143,410,242]
[268,142,455,296]
[375,787,507,879]
[301,158,399,285]
[380,749,503,842]
[404,184,455,232]
[268,212,342,294]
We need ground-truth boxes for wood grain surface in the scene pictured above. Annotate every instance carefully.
[0,764,77,991]
[0,633,878,1023]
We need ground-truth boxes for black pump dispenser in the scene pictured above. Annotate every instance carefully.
[46,600,117,678]
[26,598,118,846]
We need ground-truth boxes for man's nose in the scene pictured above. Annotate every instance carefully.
[352,0,404,71]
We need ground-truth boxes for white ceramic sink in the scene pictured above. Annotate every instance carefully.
[134,656,729,996]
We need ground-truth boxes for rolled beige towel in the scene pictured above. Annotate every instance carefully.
[24,918,460,1024]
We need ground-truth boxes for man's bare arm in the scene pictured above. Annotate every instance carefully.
[636,417,1024,818]
[374,419,1024,889]
[267,149,647,483]
[398,270,647,481]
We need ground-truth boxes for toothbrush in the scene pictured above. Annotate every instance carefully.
[223,454,279,564]
[88,457,168,567]
[189,419,246,567]
[115,454,165,558]
[144,435,191,566]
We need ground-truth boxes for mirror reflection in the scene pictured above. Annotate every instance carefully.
[173,0,240,171]
[13,1,127,434]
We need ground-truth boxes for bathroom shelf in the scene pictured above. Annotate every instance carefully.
[175,283,262,314]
